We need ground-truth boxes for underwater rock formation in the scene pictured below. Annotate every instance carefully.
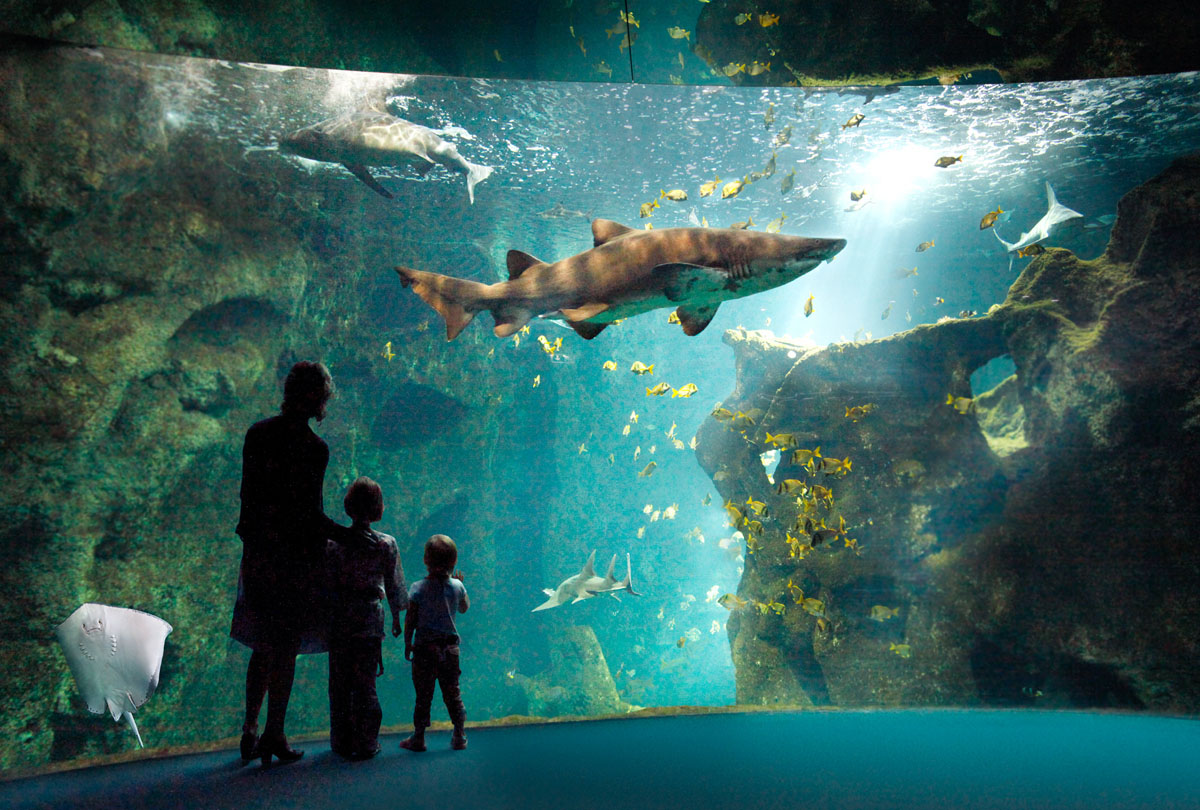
[699,154,1200,711]
[507,625,631,718]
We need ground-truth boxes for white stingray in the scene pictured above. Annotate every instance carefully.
[532,550,640,612]
[994,181,1083,253]
[55,603,173,748]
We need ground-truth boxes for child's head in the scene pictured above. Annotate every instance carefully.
[344,476,384,524]
[424,534,457,575]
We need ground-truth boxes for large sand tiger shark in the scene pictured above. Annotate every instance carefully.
[280,111,494,203]
[396,219,847,340]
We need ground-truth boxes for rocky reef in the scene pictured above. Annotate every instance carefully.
[0,0,1197,84]
[697,154,1200,711]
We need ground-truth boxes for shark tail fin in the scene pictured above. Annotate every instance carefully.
[465,161,494,205]
[622,553,641,597]
[992,227,1017,253]
[394,265,487,341]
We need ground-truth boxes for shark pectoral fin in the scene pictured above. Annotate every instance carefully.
[570,321,608,340]
[560,302,610,322]
[591,218,637,247]
[571,595,591,604]
[676,304,719,336]
[507,250,545,280]
[414,161,437,176]
[532,596,560,612]
[493,314,533,338]
[653,263,728,302]
[543,589,556,596]
[343,163,393,199]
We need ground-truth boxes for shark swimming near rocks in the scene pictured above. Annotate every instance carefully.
[395,219,846,340]
[994,181,1083,253]
[280,110,494,203]
[533,551,640,612]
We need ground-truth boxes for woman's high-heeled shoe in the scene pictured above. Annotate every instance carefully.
[259,735,304,766]
[239,726,259,764]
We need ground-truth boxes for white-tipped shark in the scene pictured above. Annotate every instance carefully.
[280,111,493,203]
[994,182,1083,253]
[533,551,640,612]
[396,219,846,340]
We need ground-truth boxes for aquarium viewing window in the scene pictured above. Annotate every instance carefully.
[1,15,1200,810]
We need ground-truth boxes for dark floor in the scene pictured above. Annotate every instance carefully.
[3,710,1199,810]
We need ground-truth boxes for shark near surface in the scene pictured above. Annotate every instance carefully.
[280,110,494,203]
[396,219,847,340]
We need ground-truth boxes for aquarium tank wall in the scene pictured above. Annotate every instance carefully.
[1,0,1200,777]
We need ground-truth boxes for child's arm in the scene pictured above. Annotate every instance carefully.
[384,541,407,637]
[403,602,417,660]
[456,574,470,614]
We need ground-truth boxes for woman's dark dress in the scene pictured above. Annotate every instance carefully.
[230,414,341,654]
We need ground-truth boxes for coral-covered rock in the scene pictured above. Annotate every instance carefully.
[701,154,1200,711]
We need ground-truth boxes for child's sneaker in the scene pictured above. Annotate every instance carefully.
[451,729,467,750]
[399,734,426,752]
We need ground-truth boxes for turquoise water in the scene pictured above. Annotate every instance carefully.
[5,38,1200,772]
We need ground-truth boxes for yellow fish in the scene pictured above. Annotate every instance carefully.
[850,189,867,202]
[711,407,735,422]
[622,424,631,436]
[844,403,877,421]
[620,10,640,27]
[646,382,671,396]
[1017,243,1046,258]
[744,496,768,515]
[842,113,865,129]
[639,198,660,218]
[631,361,654,375]
[537,335,563,355]
[699,175,721,197]
[722,62,746,77]
[747,61,771,76]
[595,60,613,78]
[668,311,681,324]
[765,213,787,233]
[721,177,747,198]
[494,49,503,62]
[634,445,641,460]
[916,239,935,252]
[934,155,963,168]
[792,446,821,468]
[532,374,541,388]
[689,436,698,450]
[946,393,974,414]
[734,13,751,25]
[578,442,587,454]
[602,360,618,371]
[801,597,825,617]
[608,453,615,465]
[759,12,780,26]
[979,207,1004,230]
[767,599,786,615]
[512,332,521,348]
[382,341,395,362]
[662,189,688,201]
[718,592,749,610]
[775,478,806,495]
[730,217,755,230]
[870,605,900,622]
[890,643,912,658]
[667,26,690,40]
[765,432,799,449]
[803,293,814,317]
[638,461,657,478]
[672,383,698,398]
[417,320,429,333]
[821,456,852,476]
[669,74,684,85]
[896,265,918,278]
[577,36,587,56]
[785,578,805,603]
[629,410,639,423]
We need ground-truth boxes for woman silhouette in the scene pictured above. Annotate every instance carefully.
[230,361,346,765]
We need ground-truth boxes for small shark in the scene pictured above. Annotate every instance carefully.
[533,550,640,612]
[538,202,591,220]
[280,110,493,203]
[395,219,846,340]
[994,182,1083,253]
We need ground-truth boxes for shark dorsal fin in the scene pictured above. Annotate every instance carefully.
[581,550,597,578]
[604,554,617,582]
[592,219,637,247]
[507,250,544,280]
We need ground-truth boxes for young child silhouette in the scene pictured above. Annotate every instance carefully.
[325,476,407,759]
[400,534,469,751]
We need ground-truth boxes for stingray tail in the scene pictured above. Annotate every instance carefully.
[123,711,144,748]
[464,161,494,204]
